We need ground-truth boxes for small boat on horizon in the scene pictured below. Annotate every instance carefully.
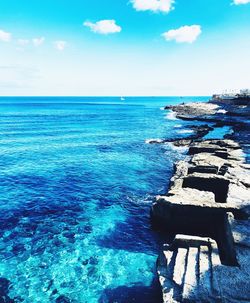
[120,96,125,101]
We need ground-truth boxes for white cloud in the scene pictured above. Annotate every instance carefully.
[17,39,29,46]
[54,40,67,51]
[131,0,174,12]
[33,37,45,47]
[233,0,250,4]
[162,25,202,43]
[0,29,11,42]
[84,20,122,34]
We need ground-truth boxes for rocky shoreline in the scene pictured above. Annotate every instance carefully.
[165,101,250,154]
[150,99,250,302]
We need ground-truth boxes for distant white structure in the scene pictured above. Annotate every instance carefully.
[211,89,250,105]
[240,89,250,96]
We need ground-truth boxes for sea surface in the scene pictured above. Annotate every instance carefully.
[0,96,222,303]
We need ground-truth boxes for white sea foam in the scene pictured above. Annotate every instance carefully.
[177,129,194,134]
[165,111,178,120]
[174,124,182,128]
[217,109,227,114]
[145,138,163,144]
[167,143,189,153]
[160,107,165,111]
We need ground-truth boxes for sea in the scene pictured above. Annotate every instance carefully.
[0,96,232,303]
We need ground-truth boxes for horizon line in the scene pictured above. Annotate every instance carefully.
[0,95,211,98]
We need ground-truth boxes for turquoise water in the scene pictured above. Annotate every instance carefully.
[0,97,209,303]
[204,125,233,139]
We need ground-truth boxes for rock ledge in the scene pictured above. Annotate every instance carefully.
[152,139,250,302]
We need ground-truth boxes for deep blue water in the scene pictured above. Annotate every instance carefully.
[0,96,212,303]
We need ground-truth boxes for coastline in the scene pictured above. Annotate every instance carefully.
[0,97,248,302]
[0,97,190,302]
[149,98,250,302]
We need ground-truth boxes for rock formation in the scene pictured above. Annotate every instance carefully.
[165,101,250,121]
[151,139,250,302]
[146,125,214,146]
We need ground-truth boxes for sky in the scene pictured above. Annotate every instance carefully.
[0,0,250,96]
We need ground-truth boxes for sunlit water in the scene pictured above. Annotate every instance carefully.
[0,97,212,303]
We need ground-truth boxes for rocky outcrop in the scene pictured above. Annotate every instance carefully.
[151,139,250,302]
[157,235,222,303]
[164,102,220,118]
[164,100,250,155]
[165,101,250,122]
[146,125,214,147]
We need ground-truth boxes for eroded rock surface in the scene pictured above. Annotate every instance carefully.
[146,125,213,147]
[157,235,221,303]
[165,101,250,122]
[165,99,250,158]
[152,139,250,302]
[165,102,220,118]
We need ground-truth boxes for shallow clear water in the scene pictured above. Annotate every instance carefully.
[0,97,210,303]
[204,126,233,139]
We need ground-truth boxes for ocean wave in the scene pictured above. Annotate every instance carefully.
[165,142,189,153]
[174,124,182,128]
[164,111,178,120]
[177,129,194,134]
[217,109,227,114]
[145,138,164,144]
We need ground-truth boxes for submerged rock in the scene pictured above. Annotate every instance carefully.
[82,259,89,266]
[83,224,92,234]
[89,256,98,265]
[0,277,15,303]
[56,295,71,303]
[0,278,11,297]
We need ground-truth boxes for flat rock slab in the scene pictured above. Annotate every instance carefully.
[165,102,220,116]
[152,138,250,302]
[157,235,222,303]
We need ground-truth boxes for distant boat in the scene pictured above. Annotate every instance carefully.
[120,96,125,101]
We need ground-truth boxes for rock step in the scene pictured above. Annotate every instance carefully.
[158,235,222,303]
[182,247,199,300]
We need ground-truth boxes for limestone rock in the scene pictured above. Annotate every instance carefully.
[165,102,219,117]
[157,235,222,303]
[152,138,250,303]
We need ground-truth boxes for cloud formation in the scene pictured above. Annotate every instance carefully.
[54,40,66,51]
[33,37,45,46]
[84,20,122,34]
[131,0,174,12]
[162,25,202,43]
[0,29,11,42]
[233,0,250,4]
[17,39,29,46]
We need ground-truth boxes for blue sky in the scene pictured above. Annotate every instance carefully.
[0,0,250,96]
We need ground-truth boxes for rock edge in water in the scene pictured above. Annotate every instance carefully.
[151,138,250,303]
[148,99,250,302]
